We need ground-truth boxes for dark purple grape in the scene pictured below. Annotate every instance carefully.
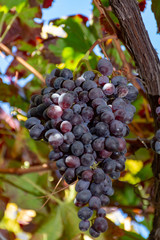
[98,76,109,86]
[92,137,105,151]
[64,168,77,184]
[155,141,160,154]
[71,114,83,125]
[95,122,109,137]
[93,217,108,233]
[89,227,100,238]
[81,107,94,122]
[112,98,126,112]
[47,104,63,119]
[59,143,70,153]
[89,88,104,100]
[75,180,90,192]
[101,111,115,124]
[56,88,68,95]
[25,117,40,129]
[89,196,101,210]
[97,208,106,217]
[81,132,93,145]
[156,130,160,141]
[125,85,138,102]
[34,95,42,105]
[111,76,127,86]
[56,158,67,172]
[103,83,115,95]
[100,194,110,206]
[92,98,107,108]
[29,124,44,140]
[63,132,75,144]
[116,161,125,171]
[109,120,124,136]
[60,68,73,79]
[82,71,95,80]
[79,220,90,232]
[49,150,63,161]
[90,182,104,196]
[79,91,89,103]
[102,158,116,174]
[41,87,54,95]
[48,132,64,147]
[109,171,120,179]
[62,80,75,90]
[50,68,61,78]
[84,144,94,154]
[45,75,56,87]
[53,77,64,89]
[97,59,113,76]
[105,137,119,152]
[74,87,83,94]
[116,84,129,98]
[82,80,97,91]
[81,170,93,182]
[78,207,93,220]
[61,108,74,121]
[76,166,90,178]
[65,155,80,168]
[58,93,74,109]
[60,121,72,133]
[75,77,85,87]
[93,168,105,183]
[72,104,81,114]
[81,153,95,166]
[76,190,92,205]
[71,141,84,156]
[99,149,112,159]
[104,186,114,196]
[72,125,85,139]
[51,93,60,104]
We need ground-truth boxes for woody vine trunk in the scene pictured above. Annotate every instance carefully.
[108,0,160,239]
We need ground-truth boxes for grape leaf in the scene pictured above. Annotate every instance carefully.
[151,0,160,32]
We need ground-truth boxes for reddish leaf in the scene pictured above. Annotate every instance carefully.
[76,14,88,24]
[139,0,147,12]
[43,0,54,8]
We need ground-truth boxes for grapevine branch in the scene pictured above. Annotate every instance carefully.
[0,163,53,175]
[0,42,45,82]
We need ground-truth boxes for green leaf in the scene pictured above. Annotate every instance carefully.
[0,0,26,12]
[151,0,160,32]
[120,231,145,240]
[19,6,40,28]
[2,173,49,212]
[36,206,63,240]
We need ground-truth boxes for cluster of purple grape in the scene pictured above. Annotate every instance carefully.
[151,102,160,154]
[25,58,138,238]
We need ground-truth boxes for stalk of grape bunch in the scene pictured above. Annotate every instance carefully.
[25,58,138,238]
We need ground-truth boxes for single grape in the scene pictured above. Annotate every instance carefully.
[103,83,115,95]
[81,106,94,122]
[58,93,74,109]
[29,124,44,140]
[75,180,90,192]
[51,93,60,104]
[79,91,89,103]
[100,194,110,206]
[59,143,70,153]
[65,155,80,168]
[81,153,95,166]
[25,117,41,129]
[81,170,93,182]
[60,121,72,133]
[78,207,93,220]
[64,168,77,184]
[101,111,115,124]
[92,137,105,151]
[98,76,109,86]
[49,150,63,161]
[60,68,73,79]
[53,77,65,89]
[48,132,64,147]
[72,104,81,114]
[82,71,95,80]
[89,88,104,100]
[89,227,100,238]
[47,104,63,119]
[79,220,90,232]
[72,125,86,139]
[93,217,108,233]
[92,98,107,108]
[61,108,74,121]
[111,76,127,86]
[76,190,92,205]
[71,141,84,156]
[62,79,75,90]
[105,137,119,152]
[82,80,97,91]
[89,196,101,210]
[56,158,67,172]
[64,132,75,144]
[109,120,124,136]
[102,158,116,174]
[93,168,105,183]
[97,208,106,217]
[95,122,109,137]
[97,58,113,76]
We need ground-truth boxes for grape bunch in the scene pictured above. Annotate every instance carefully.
[25,58,138,238]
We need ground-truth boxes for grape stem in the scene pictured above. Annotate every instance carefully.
[0,163,53,175]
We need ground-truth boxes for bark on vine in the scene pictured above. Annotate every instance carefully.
[108,0,160,239]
